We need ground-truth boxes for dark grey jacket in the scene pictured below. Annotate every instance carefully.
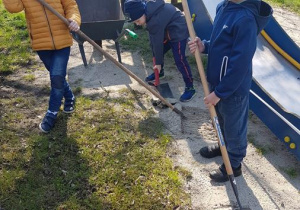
[145,0,189,65]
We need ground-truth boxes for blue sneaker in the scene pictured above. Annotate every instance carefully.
[145,69,165,82]
[63,97,75,113]
[39,111,57,133]
[180,87,196,102]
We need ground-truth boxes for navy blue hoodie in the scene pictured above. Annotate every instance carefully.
[203,0,272,99]
[145,0,189,65]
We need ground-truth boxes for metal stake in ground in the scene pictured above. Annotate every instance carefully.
[181,0,249,209]
[35,0,185,119]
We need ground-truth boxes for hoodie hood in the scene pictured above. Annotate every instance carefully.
[145,0,165,21]
[239,0,273,33]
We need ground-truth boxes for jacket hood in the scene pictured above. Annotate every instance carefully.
[239,0,273,33]
[145,0,165,21]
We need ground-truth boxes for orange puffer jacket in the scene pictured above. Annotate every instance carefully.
[3,0,81,51]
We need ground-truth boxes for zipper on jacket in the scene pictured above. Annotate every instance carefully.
[220,56,228,81]
[42,6,56,50]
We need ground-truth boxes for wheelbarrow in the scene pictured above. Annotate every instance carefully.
[74,0,125,66]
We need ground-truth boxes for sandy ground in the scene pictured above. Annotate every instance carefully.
[7,5,299,210]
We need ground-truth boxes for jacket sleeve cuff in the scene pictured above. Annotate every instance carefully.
[71,15,81,26]
[214,88,224,99]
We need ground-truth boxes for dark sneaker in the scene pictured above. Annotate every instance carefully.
[63,97,75,113]
[180,87,196,102]
[145,69,165,82]
[200,144,222,158]
[39,111,57,133]
[209,164,242,183]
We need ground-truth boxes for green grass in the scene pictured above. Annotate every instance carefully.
[265,0,300,15]
[0,2,191,208]
[23,74,35,82]
[282,168,298,178]
[0,7,191,206]
[248,133,269,155]
[0,0,36,75]
[278,166,298,179]
[0,90,190,209]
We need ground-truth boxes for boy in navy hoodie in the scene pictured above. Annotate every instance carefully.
[188,0,272,182]
[124,0,196,102]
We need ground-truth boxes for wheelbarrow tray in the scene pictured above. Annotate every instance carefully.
[77,20,125,42]
[74,0,125,65]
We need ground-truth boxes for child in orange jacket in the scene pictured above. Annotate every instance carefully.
[3,0,81,133]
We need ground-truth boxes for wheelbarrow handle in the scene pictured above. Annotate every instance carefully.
[125,29,138,39]
[35,0,186,118]
[115,29,138,43]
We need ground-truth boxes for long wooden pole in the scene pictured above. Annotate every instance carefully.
[36,0,185,118]
[181,0,243,208]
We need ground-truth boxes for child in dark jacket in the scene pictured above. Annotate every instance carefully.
[124,0,196,102]
[188,0,272,182]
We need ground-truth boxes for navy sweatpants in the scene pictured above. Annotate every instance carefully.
[161,39,194,88]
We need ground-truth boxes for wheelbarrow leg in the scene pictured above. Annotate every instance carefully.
[115,41,122,63]
[78,43,88,66]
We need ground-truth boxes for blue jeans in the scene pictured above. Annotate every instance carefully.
[160,39,194,88]
[215,93,249,168]
[37,47,74,112]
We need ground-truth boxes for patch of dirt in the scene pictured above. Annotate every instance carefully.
[1,4,299,210]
